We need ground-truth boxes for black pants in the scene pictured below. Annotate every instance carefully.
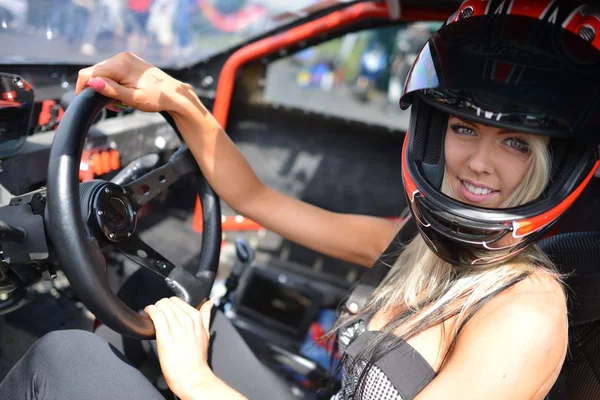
[0,329,166,400]
[0,313,295,400]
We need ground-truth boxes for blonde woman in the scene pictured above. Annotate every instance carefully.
[1,1,600,399]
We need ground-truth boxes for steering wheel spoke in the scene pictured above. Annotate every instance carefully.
[112,234,176,278]
[113,234,213,307]
[125,145,198,208]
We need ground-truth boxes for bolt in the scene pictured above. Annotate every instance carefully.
[104,188,111,194]
[122,188,127,194]
[97,210,104,216]
[201,75,213,88]
[108,232,115,239]
[127,232,132,237]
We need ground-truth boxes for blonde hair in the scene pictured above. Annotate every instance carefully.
[334,131,562,384]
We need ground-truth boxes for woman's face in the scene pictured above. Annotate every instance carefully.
[444,115,534,209]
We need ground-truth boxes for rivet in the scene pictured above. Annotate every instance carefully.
[459,6,474,19]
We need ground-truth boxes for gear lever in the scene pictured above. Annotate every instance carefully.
[218,237,255,311]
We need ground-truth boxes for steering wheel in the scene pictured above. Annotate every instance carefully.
[45,88,222,339]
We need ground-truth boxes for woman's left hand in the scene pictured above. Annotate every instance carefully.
[144,297,214,398]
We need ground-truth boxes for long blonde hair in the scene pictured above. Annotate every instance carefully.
[333,132,561,391]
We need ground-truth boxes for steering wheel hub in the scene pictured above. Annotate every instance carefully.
[92,183,137,243]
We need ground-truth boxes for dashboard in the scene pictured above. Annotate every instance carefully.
[0,112,182,196]
[0,69,184,204]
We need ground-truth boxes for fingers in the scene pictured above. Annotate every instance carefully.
[169,297,212,338]
[169,297,200,319]
[76,66,95,95]
[200,300,213,337]
[147,298,212,337]
[170,297,213,337]
[76,58,116,95]
[157,298,195,332]
[76,53,142,93]
[145,304,169,340]
[76,53,141,102]
[89,76,138,106]
[166,298,199,331]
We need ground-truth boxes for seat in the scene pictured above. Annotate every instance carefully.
[540,231,600,400]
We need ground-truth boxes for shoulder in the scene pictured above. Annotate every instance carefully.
[460,270,567,394]
[458,270,567,356]
[417,270,568,399]
[468,270,567,336]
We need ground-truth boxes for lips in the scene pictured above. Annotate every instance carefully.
[459,179,499,204]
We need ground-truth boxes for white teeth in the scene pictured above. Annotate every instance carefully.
[464,181,493,195]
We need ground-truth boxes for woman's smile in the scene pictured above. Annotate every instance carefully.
[458,178,500,204]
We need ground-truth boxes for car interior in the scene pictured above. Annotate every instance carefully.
[0,1,598,399]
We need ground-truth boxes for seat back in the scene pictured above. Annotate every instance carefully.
[540,232,600,400]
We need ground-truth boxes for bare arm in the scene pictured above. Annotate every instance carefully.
[75,53,401,267]
[170,84,401,267]
[415,274,568,400]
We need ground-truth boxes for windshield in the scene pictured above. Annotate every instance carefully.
[0,0,352,67]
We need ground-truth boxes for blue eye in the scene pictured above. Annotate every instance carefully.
[450,124,476,136]
[505,137,530,154]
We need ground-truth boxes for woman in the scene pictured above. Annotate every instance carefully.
[2,1,600,399]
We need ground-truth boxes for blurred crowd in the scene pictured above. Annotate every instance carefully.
[291,23,437,109]
[1,0,201,58]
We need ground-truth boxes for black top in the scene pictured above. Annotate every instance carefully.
[334,316,436,400]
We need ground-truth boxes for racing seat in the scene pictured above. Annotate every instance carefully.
[541,231,600,400]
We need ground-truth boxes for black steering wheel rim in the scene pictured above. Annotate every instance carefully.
[46,88,222,339]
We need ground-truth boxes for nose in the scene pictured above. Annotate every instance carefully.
[467,139,495,175]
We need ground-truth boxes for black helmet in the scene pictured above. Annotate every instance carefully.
[399,0,600,267]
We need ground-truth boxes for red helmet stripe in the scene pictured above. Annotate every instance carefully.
[562,4,587,30]
[514,159,600,237]
[401,135,419,201]
[505,0,556,19]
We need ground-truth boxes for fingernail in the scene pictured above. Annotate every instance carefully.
[106,104,120,112]
[87,77,106,91]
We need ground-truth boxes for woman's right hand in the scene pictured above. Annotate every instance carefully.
[75,52,190,114]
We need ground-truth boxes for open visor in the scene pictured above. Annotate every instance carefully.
[399,14,600,142]
[400,108,600,267]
